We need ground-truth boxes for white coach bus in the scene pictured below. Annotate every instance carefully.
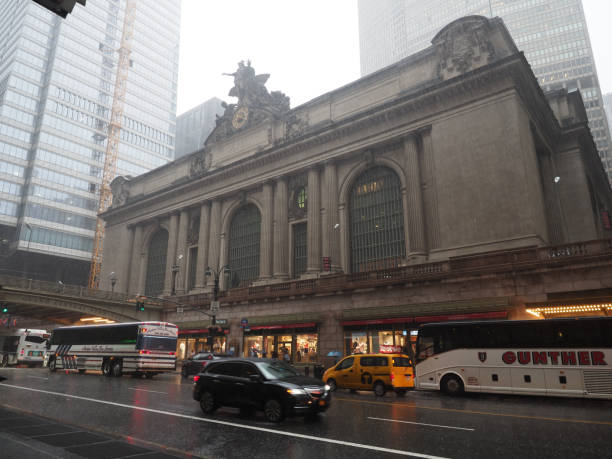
[0,329,49,367]
[415,317,612,399]
[46,322,177,378]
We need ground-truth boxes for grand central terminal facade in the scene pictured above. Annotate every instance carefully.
[99,16,612,364]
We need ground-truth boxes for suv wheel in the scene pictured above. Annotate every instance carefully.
[264,399,285,423]
[373,381,386,397]
[200,391,217,414]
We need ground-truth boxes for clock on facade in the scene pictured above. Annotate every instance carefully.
[232,106,249,129]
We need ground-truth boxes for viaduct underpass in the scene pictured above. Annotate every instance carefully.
[0,275,164,327]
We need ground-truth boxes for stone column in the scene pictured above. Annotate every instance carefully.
[420,128,440,251]
[259,182,273,279]
[175,209,189,294]
[322,161,341,271]
[273,177,288,279]
[195,202,211,290]
[137,224,149,296]
[120,226,135,294]
[338,203,349,272]
[163,213,179,296]
[306,167,321,273]
[129,224,143,295]
[207,200,222,286]
[539,152,566,244]
[404,135,426,257]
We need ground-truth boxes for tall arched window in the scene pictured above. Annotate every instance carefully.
[228,204,261,287]
[145,229,168,297]
[349,166,405,273]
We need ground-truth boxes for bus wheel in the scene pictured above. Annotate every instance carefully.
[78,369,86,374]
[48,358,57,372]
[441,374,464,396]
[102,360,112,377]
[111,360,123,377]
[373,381,386,397]
[1,354,8,367]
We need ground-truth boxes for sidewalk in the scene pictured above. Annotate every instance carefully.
[0,405,185,459]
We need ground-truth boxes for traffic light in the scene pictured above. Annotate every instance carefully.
[135,301,144,312]
[1,305,7,313]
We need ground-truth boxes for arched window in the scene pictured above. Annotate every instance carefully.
[349,166,405,273]
[145,229,168,297]
[228,204,261,287]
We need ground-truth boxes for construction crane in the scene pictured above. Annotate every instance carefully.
[88,0,136,289]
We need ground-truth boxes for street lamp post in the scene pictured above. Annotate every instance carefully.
[109,271,117,293]
[171,254,183,296]
[205,265,230,325]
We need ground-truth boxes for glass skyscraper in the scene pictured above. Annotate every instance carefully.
[0,0,180,284]
[358,0,612,181]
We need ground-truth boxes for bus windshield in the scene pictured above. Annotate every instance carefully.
[137,335,176,351]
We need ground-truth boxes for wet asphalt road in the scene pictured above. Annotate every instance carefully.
[0,367,611,459]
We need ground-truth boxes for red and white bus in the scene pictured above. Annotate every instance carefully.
[415,317,612,398]
[46,322,177,378]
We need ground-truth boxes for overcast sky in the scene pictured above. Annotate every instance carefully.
[176,0,612,115]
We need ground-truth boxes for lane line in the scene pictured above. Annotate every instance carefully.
[0,383,448,459]
[129,387,167,394]
[334,397,612,427]
[29,376,48,380]
[368,416,474,431]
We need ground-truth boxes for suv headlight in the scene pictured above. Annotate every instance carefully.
[287,388,307,395]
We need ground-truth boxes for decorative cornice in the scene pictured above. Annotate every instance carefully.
[104,54,561,223]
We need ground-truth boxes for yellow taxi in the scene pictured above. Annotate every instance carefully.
[322,353,414,396]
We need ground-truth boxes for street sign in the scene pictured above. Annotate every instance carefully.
[210,301,220,312]
[244,326,250,332]
[215,319,227,325]
[241,318,248,325]
[176,307,184,313]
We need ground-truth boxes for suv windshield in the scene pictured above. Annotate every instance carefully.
[256,360,300,380]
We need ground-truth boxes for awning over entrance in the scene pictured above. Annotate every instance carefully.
[340,311,507,326]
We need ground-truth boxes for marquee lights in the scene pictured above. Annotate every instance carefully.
[526,303,611,318]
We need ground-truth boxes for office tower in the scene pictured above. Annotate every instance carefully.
[0,0,180,284]
[358,0,612,180]
[604,93,612,135]
[175,98,224,159]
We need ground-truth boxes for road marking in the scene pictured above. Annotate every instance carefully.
[129,387,167,394]
[1,383,447,459]
[29,376,48,380]
[368,416,474,431]
[334,397,612,427]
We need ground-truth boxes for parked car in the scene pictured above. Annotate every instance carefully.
[192,358,331,422]
[181,352,228,378]
[322,353,414,396]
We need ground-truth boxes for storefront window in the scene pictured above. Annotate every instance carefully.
[296,334,318,362]
[345,331,368,355]
[344,326,417,356]
[242,328,319,362]
[245,335,263,357]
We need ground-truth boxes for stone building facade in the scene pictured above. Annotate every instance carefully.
[99,17,612,364]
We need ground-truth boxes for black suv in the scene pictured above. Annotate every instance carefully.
[192,358,331,422]
[181,352,228,378]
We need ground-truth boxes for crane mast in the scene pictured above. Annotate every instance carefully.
[88,0,136,289]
